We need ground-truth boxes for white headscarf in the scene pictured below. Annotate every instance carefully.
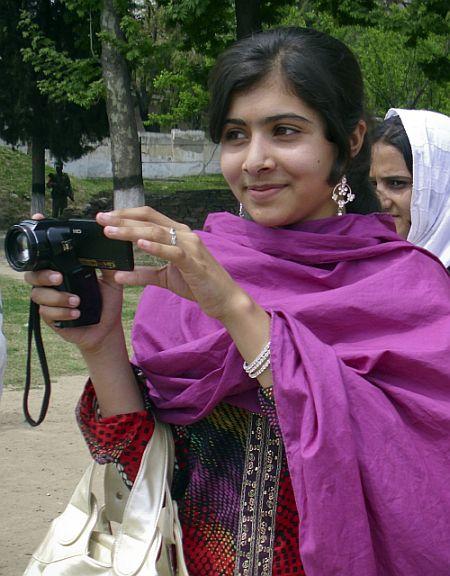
[385,108,450,268]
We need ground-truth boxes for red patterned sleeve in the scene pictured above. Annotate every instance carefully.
[76,379,155,487]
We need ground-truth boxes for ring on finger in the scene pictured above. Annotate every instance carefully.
[169,227,177,246]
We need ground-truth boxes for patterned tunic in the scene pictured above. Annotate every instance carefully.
[77,381,305,575]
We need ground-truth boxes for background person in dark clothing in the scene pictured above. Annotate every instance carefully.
[47,162,73,217]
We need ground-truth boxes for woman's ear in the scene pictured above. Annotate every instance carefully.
[349,119,367,158]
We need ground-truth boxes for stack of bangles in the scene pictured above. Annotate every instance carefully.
[243,341,271,378]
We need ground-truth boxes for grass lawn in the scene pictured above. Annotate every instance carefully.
[0,269,145,389]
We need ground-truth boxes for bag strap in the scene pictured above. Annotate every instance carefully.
[113,419,173,576]
[172,500,190,575]
[157,485,190,576]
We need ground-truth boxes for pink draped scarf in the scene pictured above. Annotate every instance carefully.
[132,211,450,575]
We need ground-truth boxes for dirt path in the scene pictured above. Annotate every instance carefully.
[0,374,90,576]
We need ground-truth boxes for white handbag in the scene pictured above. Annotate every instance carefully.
[24,420,189,575]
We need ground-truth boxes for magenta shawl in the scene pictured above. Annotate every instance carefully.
[132,212,450,575]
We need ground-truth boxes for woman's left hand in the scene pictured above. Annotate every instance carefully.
[97,207,248,322]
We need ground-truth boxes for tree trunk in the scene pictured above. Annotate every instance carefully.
[100,0,144,209]
[235,0,262,40]
[30,134,46,216]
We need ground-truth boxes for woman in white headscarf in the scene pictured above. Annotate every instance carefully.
[370,108,450,269]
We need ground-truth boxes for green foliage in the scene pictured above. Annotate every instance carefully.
[280,0,450,117]
[146,69,209,129]
[0,0,108,160]
[20,12,104,108]
[120,14,156,65]
[350,27,449,115]
[159,0,297,54]
[159,0,235,56]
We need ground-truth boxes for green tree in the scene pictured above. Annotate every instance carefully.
[280,0,450,116]
[0,0,108,215]
[10,0,146,210]
[343,27,449,115]
[100,0,144,208]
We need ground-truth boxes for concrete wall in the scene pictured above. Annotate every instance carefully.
[53,129,221,179]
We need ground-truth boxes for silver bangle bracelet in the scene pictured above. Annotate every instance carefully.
[243,341,271,378]
[247,358,271,379]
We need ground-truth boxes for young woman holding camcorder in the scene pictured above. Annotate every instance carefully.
[20,27,450,576]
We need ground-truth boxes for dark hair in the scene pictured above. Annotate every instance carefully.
[208,27,379,214]
[371,116,413,175]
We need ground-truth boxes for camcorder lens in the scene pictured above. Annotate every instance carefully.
[14,232,31,263]
[4,225,38,271]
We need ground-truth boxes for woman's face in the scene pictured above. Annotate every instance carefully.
[370,142,413,239]
[219,75,338,227]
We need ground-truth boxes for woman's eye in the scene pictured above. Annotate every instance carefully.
[273,125,299,136]
[222,129,246,142]
[388,179,410,190]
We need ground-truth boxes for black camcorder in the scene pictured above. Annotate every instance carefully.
[4,218,134,328]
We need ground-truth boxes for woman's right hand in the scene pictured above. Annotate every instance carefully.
[24,260,143,418]
[24,267,125,354]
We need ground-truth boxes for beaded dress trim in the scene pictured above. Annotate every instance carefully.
[234,413,283,576]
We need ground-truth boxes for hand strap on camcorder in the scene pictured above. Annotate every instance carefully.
[24,299,51,426]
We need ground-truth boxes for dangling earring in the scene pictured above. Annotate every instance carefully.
[238,203,253,221]
[332,175,355,216]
